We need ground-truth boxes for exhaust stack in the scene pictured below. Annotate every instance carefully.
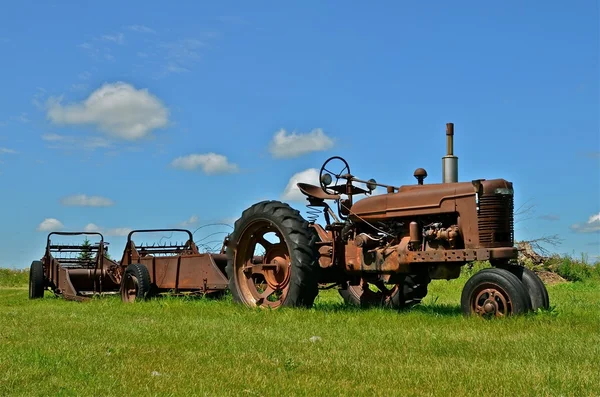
[442,123,458,183]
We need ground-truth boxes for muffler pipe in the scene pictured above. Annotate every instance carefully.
[442,122,458,183]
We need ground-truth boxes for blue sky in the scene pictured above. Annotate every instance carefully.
[0,1,598,268]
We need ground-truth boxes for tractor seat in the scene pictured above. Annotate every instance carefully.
[297,183,340,200]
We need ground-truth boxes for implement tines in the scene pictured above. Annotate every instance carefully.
[49,242,102,269]
[137,240,191,257]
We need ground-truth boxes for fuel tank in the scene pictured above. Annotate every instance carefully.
[348,179,512,222]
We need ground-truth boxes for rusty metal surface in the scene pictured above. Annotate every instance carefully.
[39,232,121,301]
[118,229,229,294]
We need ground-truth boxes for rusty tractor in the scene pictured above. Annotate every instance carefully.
[224,123,550,317]
[117,229,230,302]
[28,232,122,301]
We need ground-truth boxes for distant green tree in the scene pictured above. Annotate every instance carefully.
[78,238,94,263]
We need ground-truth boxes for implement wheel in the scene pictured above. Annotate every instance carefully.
[120,264,151,303]
[29,260,45,299]
[461,267,531,317]
[225,200,319,309]
[340,273,430,309]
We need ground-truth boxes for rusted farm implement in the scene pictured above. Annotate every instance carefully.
[117,229,230,302]
[224,123,550,317]
[28,232,121,301]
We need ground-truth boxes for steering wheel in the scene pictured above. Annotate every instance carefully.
[319,156,351,194]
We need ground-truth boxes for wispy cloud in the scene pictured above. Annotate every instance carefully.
[584,151,599,159]
[0,147,17,154]
[60,194,115,207]
[170,153,239,174]
[166,63,190,74]
[216,16,248,25]
[571,212,600,233]
[10,113,30,123]
[42,133,112,151]
[179,215,199,227]
[127,25,155,34]
[78,71,92,80]
[83,223,131,236]
[269,128,335,159]
[78,41,115,62]
[101,32,125,45]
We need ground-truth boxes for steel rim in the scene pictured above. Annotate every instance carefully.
[234,219,292,308]
[121,273,139,303]
[470,282,512,317]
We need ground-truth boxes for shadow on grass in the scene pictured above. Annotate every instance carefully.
[313,300,463,317]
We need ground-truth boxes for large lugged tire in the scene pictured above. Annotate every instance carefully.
[339,273,430,310]
[29,260,45,299]
[120,263,151,303]
[461,267,532,317]
[225,200,319,309]
[496,264,549,311]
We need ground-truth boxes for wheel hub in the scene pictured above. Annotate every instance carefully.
[483,300,497,313]
[262,244,290,290]
[474,287,509,317]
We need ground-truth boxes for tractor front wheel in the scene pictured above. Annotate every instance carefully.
[225,200,320,309]
[461,267,532,317]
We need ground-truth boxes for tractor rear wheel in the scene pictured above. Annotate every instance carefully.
[339,273,430,309]
[28,260,45,299]
[225,200,319,309]
[120,264,151,302]
[494,264,549,311]
[461,267,532,317]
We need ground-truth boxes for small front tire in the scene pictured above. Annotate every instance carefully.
[29,260,45,299]
[120,264,151,303]
[461,267,532,317]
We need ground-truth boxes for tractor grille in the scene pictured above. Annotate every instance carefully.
[478,193,514,248]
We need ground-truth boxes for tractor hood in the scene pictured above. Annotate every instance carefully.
[349,179,512,221]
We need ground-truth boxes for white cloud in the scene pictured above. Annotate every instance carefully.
[166,63,190,74]
[60,194,114,207]
[46,82,169,140]
[179,215,199,227]
[571,212,600,233]
[82,224,130,236]
[170,153,239,174]
[37,218,64,232]
[281,168,320,201]
[84,223,101,232]
[128,25,155,34]
[0,147,17,154]
[269,128,334,159]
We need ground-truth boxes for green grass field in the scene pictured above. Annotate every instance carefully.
[1,270,599,396]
